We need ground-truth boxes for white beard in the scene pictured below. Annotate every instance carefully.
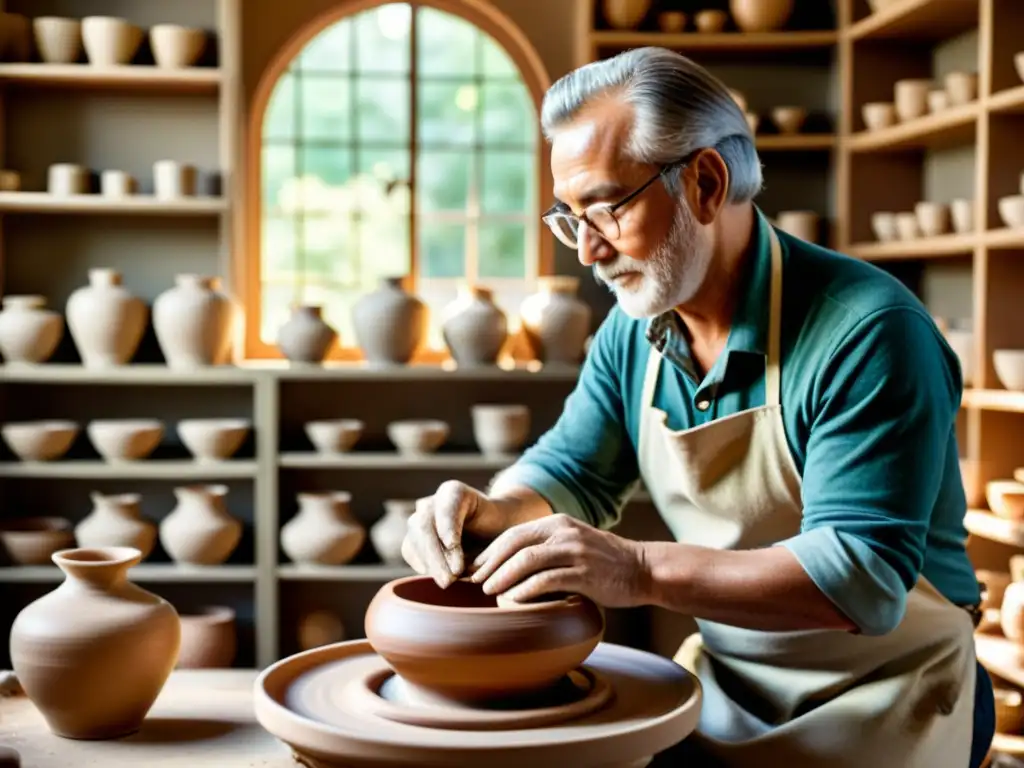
[593,203,711,319]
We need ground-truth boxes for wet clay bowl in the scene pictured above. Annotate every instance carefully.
[364,575,605,704]
[1,420,78,461]
[0,517,74,565]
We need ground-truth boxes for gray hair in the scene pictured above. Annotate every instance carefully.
[540,47,763,203]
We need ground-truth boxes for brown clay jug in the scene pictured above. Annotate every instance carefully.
[729,0,794,32]
[9,546,180,739]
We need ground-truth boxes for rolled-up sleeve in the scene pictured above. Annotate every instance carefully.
[779,306,962,636]
[491,310,641,529]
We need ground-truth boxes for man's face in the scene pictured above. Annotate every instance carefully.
[549,99,713,319]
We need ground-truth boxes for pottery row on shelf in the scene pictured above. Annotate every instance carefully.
[0,13,211,69]
[998,171,1024,230]
[861,71,978,130]
[932,318,1024,393]
[32,159,219,199]
[0,484,242,567]
[729,91,818,137]
[0,417,251,463]
[871,201,974,242]
[602,0,794,33]
[769,210,822,245]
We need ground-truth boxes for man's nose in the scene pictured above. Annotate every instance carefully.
[577,221,615,266]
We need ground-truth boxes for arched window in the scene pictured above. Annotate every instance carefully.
[247,0,552,360]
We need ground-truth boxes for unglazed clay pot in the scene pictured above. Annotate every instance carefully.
[0,517,75,565]
[441,285,508,366]
[149,24,206,69]
[519,276,592,365]
[281,492,365,566]
[370,499,415,565]
[153,274,234,368]
[32,16,82,64]
[65,268,148,368]
[0,295,63,365]
[364,575,605,704]
[9,546,180,739]
[729,0,794,32]
[81,16,142,66]
[352,277,429,365]
[177,418,251,462]
[176,606,237,669]
[277,305,337,364]
[602,0,651,29]
[471,404,530,455]
[75,492,156,560]
[159,484,242,565]
[297,610,346,650]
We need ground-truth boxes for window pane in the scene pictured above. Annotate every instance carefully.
[420,221,465,278]
[355,4,411,74]
[264,74,296,140]
[481,151,531,213]
[299,19,352,71]
[300,76,352,141]
[302,214,355,281]
[479,221,527,279]
[262,145,296,209]
[261,216,297,281]
[300,146,352,189]
[360,207,410,284]
[481,81,536,147]
[357,147,410,191]
[416,6,477,76]
[418,150,473,212]
[481,36,517,78]
[417,81,477,147]
[261,282,299,343]
[356,77,410,144]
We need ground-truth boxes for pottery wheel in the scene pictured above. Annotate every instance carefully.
[254,640,702,768]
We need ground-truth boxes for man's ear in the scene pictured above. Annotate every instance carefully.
[684,148,729,225]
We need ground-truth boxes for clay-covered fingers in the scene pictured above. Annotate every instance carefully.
[402,481,477,588]
[499,567,582,604]
[432,480,474,576]
[469,516,569,593]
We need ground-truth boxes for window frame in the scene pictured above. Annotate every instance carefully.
[242,0,554,362]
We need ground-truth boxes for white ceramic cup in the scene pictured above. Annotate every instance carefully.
[47,163,88,196]
[100,170,134,197]
[153,160,196,199]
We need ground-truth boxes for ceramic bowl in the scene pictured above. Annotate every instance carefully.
[0,517,75,565]
[177,418,251,463]
[945,329,974,387]
[871,212,898,242]
[771,106,807,134]
[304,419,364,455]
[176,606,237,669]
[365,575,605,704]
[862,102,896,131]
[944,71,978,106]
[927,89,949,113]
[1,420,78,461]
[695,9,728,32]
[986,480,1024,520]
[950,199,973,234]
[32,16,82,64]
[86,419,163,462]
[994,349,1024,391]
[914,201,950,238]
[657,11,686,33]
[386,420,449,455]
[149,23,206,69]
[895,212,919,240]
[729,89,747,113]
[998,195,1024,229]
[81,16,142,66]
[893,79,931,121]
[745,112,760,134]
[471,404,530,456]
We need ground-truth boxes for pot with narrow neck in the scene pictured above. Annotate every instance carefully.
[65,268,148,368]
[0,295,64,365]
[441,285,508,366]
[153,274,235,368]
[351,277,429,365]
[370,499,415,565]
[9,546,180,739]
[519,276,592,364]
[75,491,157,560]
[159,484,241,565]
[281,491,366,565]
[277,304,337,364]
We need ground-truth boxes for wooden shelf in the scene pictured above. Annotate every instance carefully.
[975,633,1024,689]
[755,134,836,151]
[0,564,255,583]
[965,509,1024,547]
[846,102,979,152]
[991,732,1024,757]
[847,0,979,41]
[847,233,976,260]
[989,85,1024,115]
[589,30,838,52]
[279,451,517,471]
[0,459,258,479]
[0,63,221,93]
[0,192,227,215]
[277,564,414,581]
[265,360,582,381]
[961,389,1024,413]
[985,227,1024,249]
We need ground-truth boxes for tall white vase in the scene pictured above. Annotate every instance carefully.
[153,274,234,368]
[65,268,147,368]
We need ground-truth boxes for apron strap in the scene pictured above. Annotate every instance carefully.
[765,224,783,409]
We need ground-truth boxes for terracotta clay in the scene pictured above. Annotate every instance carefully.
[9,546,180,739]
[176,606,237,669]
[364,576,605,704]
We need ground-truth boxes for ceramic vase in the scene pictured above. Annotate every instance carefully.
[159,484,241,565]
[65,268,148,368]
[602,0,651,29]
[351,277,428,365]
[729,0,794,32]
[441,285,508,366]
[9,546,180,739]
[277,305,337,364]
[519,276,592,364]
[370,500,415,565]
[75,492,157,560]
[281,492,365,566]
[0,295,63,365]
[153,274,234,368]
[176,606,237,669]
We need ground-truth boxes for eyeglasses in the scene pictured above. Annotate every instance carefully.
[541,161,685,249]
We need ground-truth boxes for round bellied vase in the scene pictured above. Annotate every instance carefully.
[440,285,508,366]
[152,274,234,368]
[0,295,63,365]
[65,268,148,368]
[351,277,428,365]
[281,492,365,566]
[519,276,592,365]
[277,305,337,364]
[369,500,415,565]
[159,484,241,565]
[75,491,157,560]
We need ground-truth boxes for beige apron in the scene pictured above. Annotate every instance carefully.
[637,223,978,767]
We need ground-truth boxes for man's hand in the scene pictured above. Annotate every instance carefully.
[468,514,650,608]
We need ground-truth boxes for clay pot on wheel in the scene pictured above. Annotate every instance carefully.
[729,0,794,32]
[9,546,180,739]
[365,575,605,704]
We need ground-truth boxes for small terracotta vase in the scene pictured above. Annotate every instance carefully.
[0,295,63,365]
[9,546,180,739]
[176,606,237,669]
[441,285,508,366]
[370,500,415,565]
[519,276,592,365]
[351,277,429,365]
[365,575,605,704]
[75,491,157,560]
[602,0,651,29]
[281,492,365,566]
[729,0,794,32]
[65,268,148,368]
[277,305,337,364]
[152,274,234,368]
[159,484,242,565]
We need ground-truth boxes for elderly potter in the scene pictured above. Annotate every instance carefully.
[402,47,994,766]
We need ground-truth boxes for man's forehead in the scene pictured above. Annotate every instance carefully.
[550,98,635,204]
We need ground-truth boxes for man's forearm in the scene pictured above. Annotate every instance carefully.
[639,541,859,632]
